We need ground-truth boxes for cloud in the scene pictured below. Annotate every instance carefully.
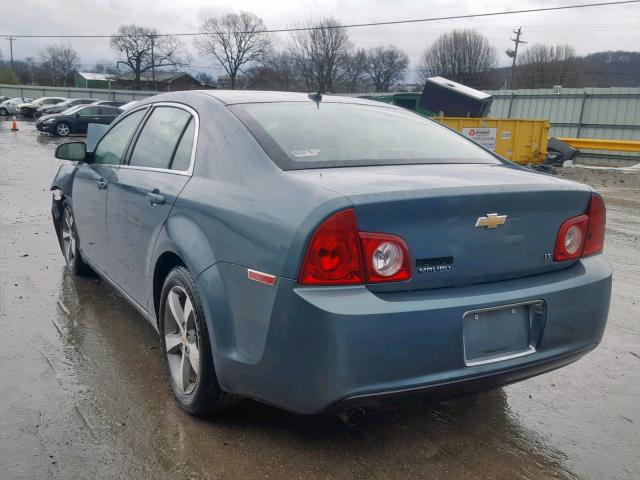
[1,0,638,78]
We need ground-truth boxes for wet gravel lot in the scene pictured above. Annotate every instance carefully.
[1,117,639,479]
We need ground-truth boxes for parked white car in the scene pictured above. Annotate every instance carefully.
[0,97,34,116]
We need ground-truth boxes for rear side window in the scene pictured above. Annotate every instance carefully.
[170,119,195,171]
[79,106,100,116]
[93,109,146,165]
[99,107,121,115]
[129,107,191,170]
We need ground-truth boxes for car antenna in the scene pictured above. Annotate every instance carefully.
[308,91,322,109]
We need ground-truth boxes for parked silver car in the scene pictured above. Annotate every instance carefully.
[18,97,67,118]
[90,100,126,108]
[118,100,139,111]
[39,98,95,116]
[0,97,34,116]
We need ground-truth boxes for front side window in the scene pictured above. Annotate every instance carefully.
[93,109,146,165]
[232,102,502,170]
[128,107,192,170]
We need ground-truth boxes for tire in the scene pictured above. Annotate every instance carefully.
[60,203,91,275]
[55,122,71,137]
[159,266,239,416]
[0,107,7,116]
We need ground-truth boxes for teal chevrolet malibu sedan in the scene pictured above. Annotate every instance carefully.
[50,90,611,422]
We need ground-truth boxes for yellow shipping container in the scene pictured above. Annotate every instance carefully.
[434,117,550,165]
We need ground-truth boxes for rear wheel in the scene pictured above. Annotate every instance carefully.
[0,107,8,116]
[60,204,91,275]
[56,122,70,137]
[159,266,239,415]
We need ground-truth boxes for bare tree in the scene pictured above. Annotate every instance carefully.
[343,48,367,93]
[289,17,351,93]
[516,43,582,88]
[268,51,300,90]
[418,30,497,85]
[195,71,215,86]
[39,43,79,86]
[364,46,409,92]
[0,66,19,85]
[111,25,188,89]
[195,12,271,90]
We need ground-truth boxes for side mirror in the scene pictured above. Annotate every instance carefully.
[55,142,87,161]
[75,113,80,118]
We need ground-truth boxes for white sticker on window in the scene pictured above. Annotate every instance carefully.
[291,149,320,158]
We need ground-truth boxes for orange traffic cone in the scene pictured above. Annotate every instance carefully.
[10,116,19,132]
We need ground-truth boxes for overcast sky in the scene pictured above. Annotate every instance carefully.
[1,0,639,81]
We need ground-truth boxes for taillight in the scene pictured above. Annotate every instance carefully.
[583,193,606,256]
[298,209,364,285]
[359,233,411,282]
[299,209,412,285]
[554,193,606,261]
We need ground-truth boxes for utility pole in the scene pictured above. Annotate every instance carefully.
[5,36,16,68]
[508,27,526,90]
[150,34,156,91]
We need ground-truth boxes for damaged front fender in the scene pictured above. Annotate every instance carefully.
[50,162,79,247]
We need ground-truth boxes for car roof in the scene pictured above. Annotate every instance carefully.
[197,90,393,107]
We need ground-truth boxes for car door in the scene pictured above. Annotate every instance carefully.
[74,106,101,133]
[106,104,196,306]
[72,108,147,271]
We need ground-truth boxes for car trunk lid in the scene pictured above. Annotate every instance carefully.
[290,164,592,291]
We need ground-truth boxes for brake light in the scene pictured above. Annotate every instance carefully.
[583,193,606,256]
[298,209,364,285]
[360,233,411,282]
[554,193,606,261]
[299,209,412,285]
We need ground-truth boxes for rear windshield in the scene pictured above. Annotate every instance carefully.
[231,102,501,170]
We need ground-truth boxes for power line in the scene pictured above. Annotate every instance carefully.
[2,0,640,38]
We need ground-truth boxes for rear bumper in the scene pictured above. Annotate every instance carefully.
[198,255,612,415]
[327,344,592,412]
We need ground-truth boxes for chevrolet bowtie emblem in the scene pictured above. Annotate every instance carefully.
[475,213,508,229]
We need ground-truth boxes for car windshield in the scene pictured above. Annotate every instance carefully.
[232,102,501,170]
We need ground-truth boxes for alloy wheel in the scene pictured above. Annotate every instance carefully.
[163,286,201,395]
[61,208,76,266]
[56,123,70,136]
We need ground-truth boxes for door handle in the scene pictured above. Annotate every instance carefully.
[97,179,107,190]
[147,191,166,206]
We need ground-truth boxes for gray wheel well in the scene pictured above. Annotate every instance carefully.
[153,252,185,320]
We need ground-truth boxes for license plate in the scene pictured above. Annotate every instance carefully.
[463,301,545,366]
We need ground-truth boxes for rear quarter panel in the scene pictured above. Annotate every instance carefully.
[151,92,352,283]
